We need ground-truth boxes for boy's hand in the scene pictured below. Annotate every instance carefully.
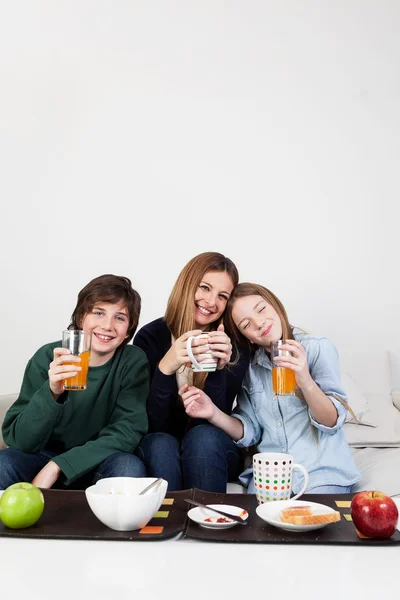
[48,348,82,399]
[208,324,232,370]
[158,330,205,375]
[32,461,61,489]
[178,384,216,420]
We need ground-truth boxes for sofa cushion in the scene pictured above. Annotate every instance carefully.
[345,393,400,447]
[341,368,400,447]
[352,447,400,497]
[341,372,370,424]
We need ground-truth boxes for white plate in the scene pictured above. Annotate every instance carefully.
[256,499,338,532]
[187,504,249,529]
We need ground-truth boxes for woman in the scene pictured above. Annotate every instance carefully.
[134,252,250,492]
[178,282,361,494]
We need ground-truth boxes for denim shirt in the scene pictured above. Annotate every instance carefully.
[232,329,361,493]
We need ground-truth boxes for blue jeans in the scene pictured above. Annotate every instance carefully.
[309,485,353,494]
[136,424,243,492]
[0,447,146,490]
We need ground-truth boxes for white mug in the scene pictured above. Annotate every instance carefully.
[186,333,218,373]
[253,452,309,503]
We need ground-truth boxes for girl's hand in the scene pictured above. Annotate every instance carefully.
[273,340,313,391]
[208,324,232,370]
[32,461,61,489]
[178,384,216,420]
[48,348,82,399]
[158,330,206,375]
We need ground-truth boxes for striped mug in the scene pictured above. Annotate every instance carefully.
[186,333,218,373]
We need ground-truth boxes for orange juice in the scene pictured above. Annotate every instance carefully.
[63,350,90,390]
[272,367,296,395]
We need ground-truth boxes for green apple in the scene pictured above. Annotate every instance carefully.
[0,482,44,529]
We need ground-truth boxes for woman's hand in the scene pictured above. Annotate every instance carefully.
[32,461,61,489]
[158,330,205,375]
[273,340,313,391]
[179,384,216,420]
[48,348,82,399]
[208,324,232,370]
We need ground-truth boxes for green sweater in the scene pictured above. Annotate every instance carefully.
[2,342,149,485]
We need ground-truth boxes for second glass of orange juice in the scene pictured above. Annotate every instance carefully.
[270,340,296,396]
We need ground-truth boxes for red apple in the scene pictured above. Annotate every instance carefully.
[351,491,399,538]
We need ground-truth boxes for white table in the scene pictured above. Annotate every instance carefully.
[1,535,397,600]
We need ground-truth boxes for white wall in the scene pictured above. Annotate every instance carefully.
[0,1,399,396]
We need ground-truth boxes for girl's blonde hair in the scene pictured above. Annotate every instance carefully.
[165,252,239,389]
[224,282,294,359]
[225,282,359,432]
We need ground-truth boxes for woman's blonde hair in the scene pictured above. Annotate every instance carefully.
[165,252,239,388]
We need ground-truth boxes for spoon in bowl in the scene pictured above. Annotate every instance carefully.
[139,477,163,496]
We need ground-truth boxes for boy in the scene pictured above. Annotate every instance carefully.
[0,274,149,489]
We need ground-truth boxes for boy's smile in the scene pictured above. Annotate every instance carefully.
[94,333,115,342]
[81,301,129,366]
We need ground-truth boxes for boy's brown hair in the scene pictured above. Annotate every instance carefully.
[69,274,141,344]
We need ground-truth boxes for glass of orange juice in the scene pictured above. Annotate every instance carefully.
[270,340,296,396]
[62,330,92,391]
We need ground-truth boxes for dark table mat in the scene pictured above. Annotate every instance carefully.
[183,491,400,545]
[0,488,194,542]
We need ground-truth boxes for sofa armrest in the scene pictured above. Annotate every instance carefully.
[0,394,18,449]
[392,391,400,412]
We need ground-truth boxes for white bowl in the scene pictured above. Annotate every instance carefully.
[85,477,168,531]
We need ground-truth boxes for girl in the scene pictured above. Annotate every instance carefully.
[134,252,250,492]
[178,282,360,494]
[0,274,149,490]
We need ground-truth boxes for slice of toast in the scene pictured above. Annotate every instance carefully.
[281,506,312,518]
[281,511,341,525]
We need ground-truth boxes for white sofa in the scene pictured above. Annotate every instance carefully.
[2,366,400,497]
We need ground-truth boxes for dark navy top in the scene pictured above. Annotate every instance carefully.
[134,317,250,440]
